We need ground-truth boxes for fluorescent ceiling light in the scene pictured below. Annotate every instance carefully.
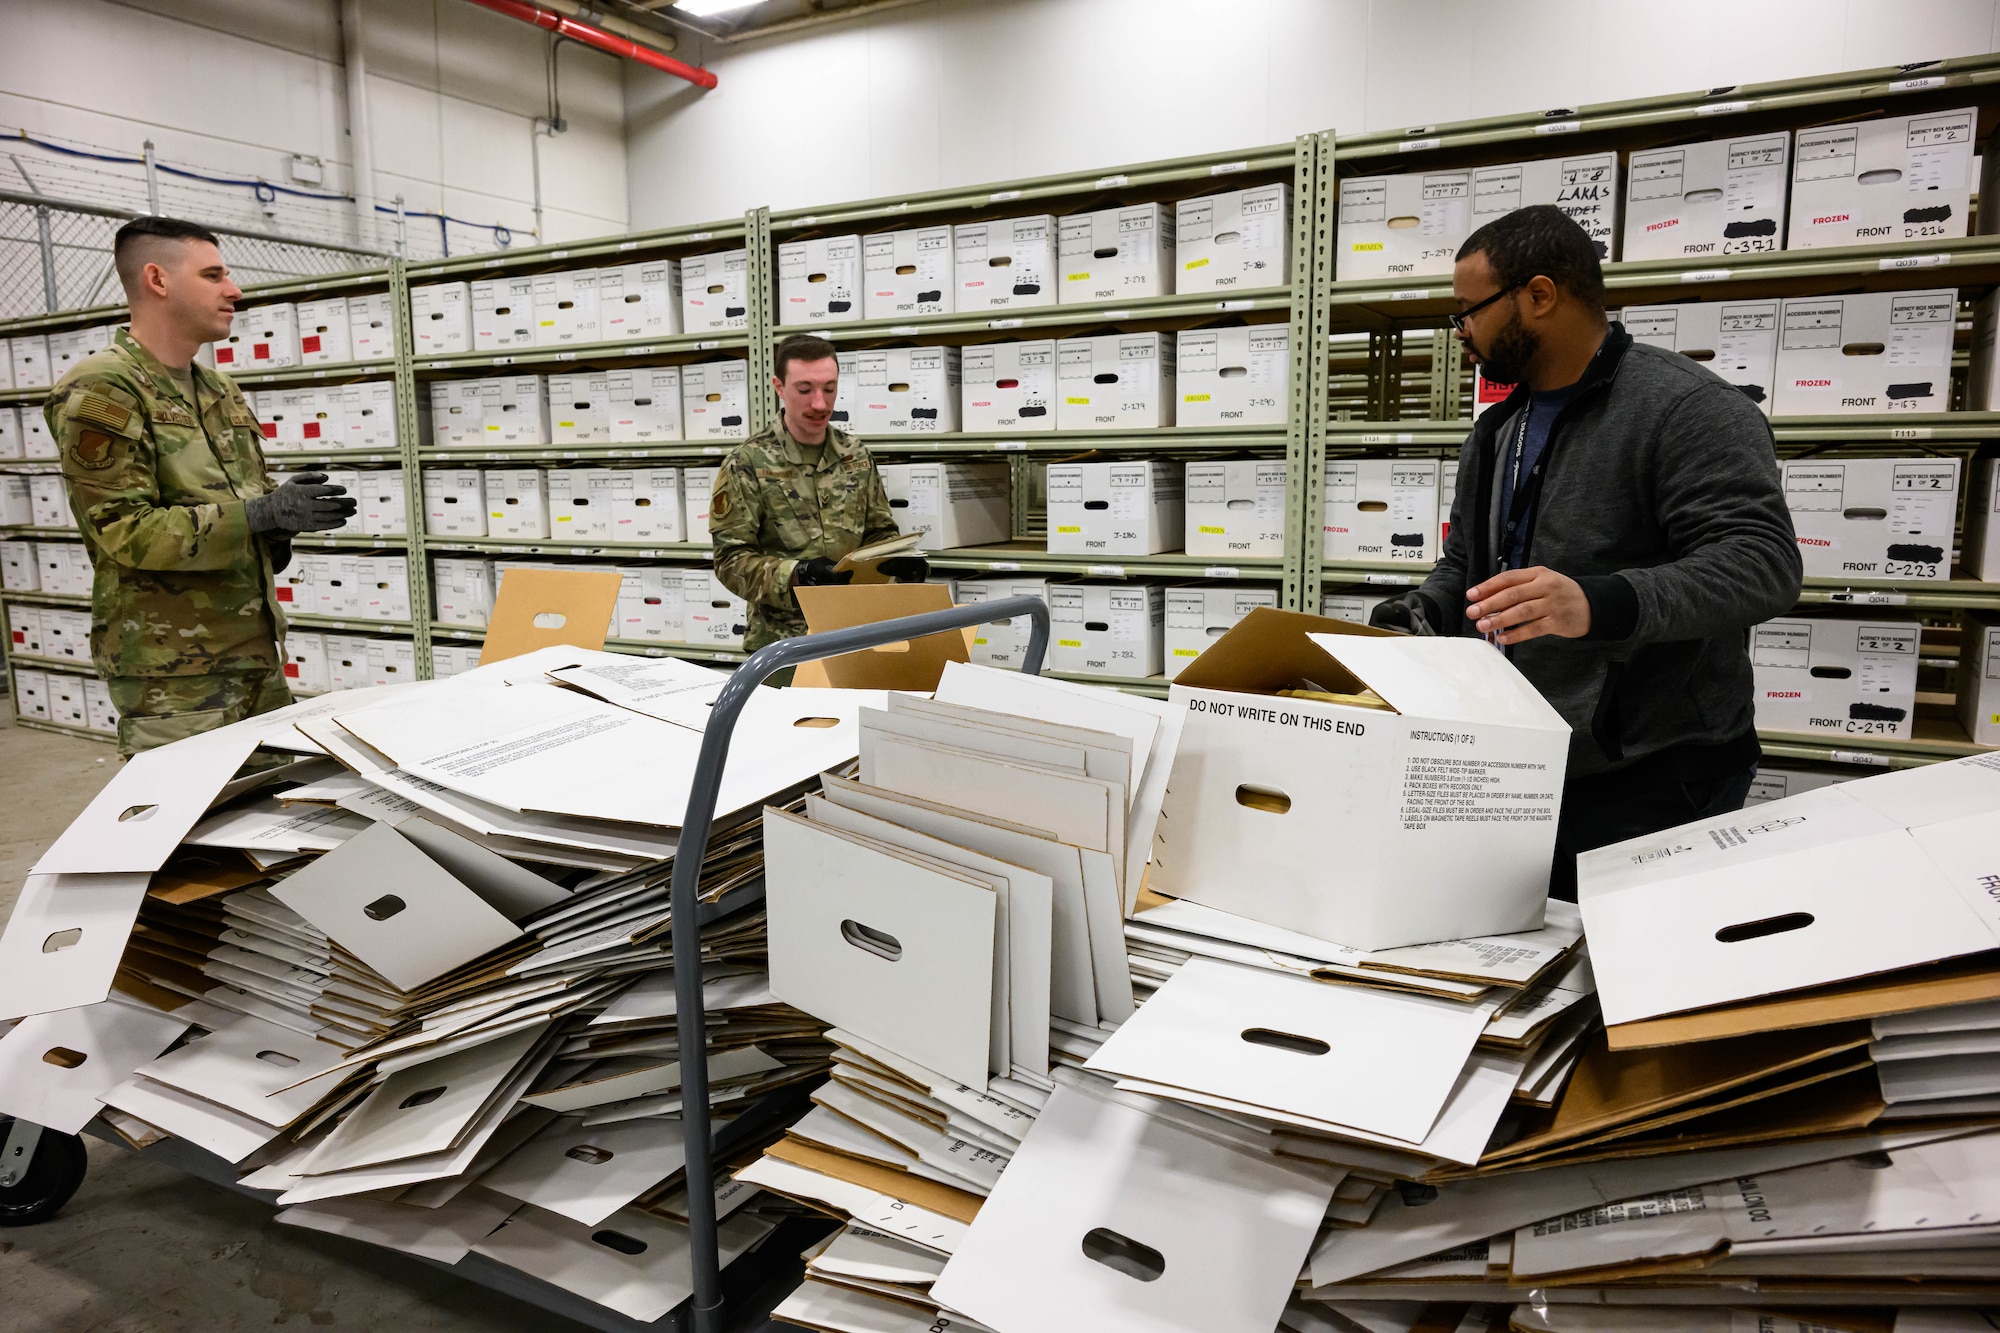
[678,0,762,16]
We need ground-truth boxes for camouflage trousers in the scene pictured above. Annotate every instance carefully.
[106,666,292,756]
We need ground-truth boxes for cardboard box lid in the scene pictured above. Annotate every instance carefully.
[1169,607,1382,696]
[480,567,622,665]
[1304,632,1570,731]
[795,583,969,691]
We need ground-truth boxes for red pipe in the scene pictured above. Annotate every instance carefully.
[461,0,718,89]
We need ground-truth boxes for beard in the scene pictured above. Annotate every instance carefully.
[1469,307,1539,388]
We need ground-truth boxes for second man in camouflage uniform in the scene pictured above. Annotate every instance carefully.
[710,333,927,654]
[45,217,357,753]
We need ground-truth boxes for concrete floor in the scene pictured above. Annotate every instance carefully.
[0,700,789,1332]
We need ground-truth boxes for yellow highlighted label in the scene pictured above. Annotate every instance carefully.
[973,637,988,645]
[1351,242,1384,251]
[1184,258,1210,269]
[1197,524,1225,535]
[1173,648,1199,656]
[1066,272,1091,282]
[1064,396,1090,404]
[1058,639,1083,648]
[1183,393,1212,402]
[1055,525,1082,533]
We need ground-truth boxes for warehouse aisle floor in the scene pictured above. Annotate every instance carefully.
[0,701,793,1333]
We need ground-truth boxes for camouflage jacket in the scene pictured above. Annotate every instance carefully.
[45,327,285,677]
[710,422,900,652]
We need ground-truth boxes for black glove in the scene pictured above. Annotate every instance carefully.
[1368,593,1433,635]
[877,556,929,584]
[791,556,853,588]
[245,472,357,535]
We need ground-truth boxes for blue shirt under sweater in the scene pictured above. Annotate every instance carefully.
[1498,381,1581,570]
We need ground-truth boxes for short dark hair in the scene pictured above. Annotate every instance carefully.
[1456,204,1605,308]
[113,216,222,295]
[773,333,838,381]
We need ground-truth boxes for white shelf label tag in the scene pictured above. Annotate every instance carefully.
[1087,564,1126,577]
[1832,749,1894,768]
[1681,268,1732,283]
[1535,120,1581,136]
[1397,137,1441,153]
[1203,566,1241,579]
[1879,253,1949,270]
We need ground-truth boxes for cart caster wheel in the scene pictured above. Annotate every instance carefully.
[0,1117,87,1226]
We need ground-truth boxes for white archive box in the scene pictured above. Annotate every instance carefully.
[1961,615,2000,747]
[486,468,550,540]
[681,570,747,649]
[0,405,21,460]
[254,387,308,449]
[1166,585,1278,679]
[0,474,30,525]
[0,340,12,390]
[682,467,718,544]
[600,260,683,341]
[1620,299,1780,412]
[637,567,688,642]
[1622,132,1792,261]
[409,282,473,354]
[215,304,297,371]
[321,633,372,691]
[547,373,612,445]
[428,381,484,449]
[1752,615,1920,740]
[276,552,329,616]
[610,566,650,642]
[423,469,486,536]
[878,462,1008,548]
[532,269,601,345]
[48,325,112,378]
[83,677,116,734]
[680,250,748,331]
[1046,460,1184,556]
[13,667,48,720]
[20,407,54,458]
[347,293,396,362]
[957,576,1052,669]
[1781,456,1959,581]
[430,643,482,679]
[1055,332,1175,429]
[778,235,863,325]
[960,340,1055,432]
[335,554,411,621]
[1772,289,1956,415]
[283,630,329,694]
[28,473,69,529]
[830,347,960,434]
[862,225,953,319]
[39,607,91,664]
[3,537,38,588]
[1184,459,1286,558]
[955,215,1057,309]
[1963,457,2000,579]
[612,467,684,542]
[1177,183,1291,291]
[1050,582,1163,679]
[1321,586,1395,625]
[430,556,496,628]
[1323,458,1440,564]
[45,673,88,727]
[548,467,615,540]
[681,362,748,440]
[1471,151,1619,258]
[7,602,42,653]
[1743,765,1854,805]
[1176,326,1288,426]
[1790,106,1978,249]
[367,636,418,687]
[1157,610,1569,950]
[1338,151,1620,281]
[489,375,551,445]
[38,543,92,596]
[470,276,536,351]
[341,381,399,450]
[606,367,683,442]
[354,469,408,537]
[293,298,353,365]
[9,334,51,389]
[1059,203,1174,303]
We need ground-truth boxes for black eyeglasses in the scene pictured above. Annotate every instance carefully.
[1447,284,1522,333]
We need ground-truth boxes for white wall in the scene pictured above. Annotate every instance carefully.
[0,0,630,258]
[625,0,2000,228]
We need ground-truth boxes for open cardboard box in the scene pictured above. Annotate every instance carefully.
[479,567,622,665]
[793,583,973,691]
[1154,608,1569,951]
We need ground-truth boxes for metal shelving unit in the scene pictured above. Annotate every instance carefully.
[1309,54,2000,773]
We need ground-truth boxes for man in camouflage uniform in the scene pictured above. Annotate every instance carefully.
[45,216,355,753]
[710,333,927,656]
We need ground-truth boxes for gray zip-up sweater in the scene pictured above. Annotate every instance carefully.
[1390,323,1802,782]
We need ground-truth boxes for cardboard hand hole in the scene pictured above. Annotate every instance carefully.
[1226,498,1254,510]
[1852,1151,1895,1170]
[557,300,575,311]
[707,283,726,294]
[1841,507,1889,521]
[996,377,1019,389]
[1080,1228,1165,1282]
[1218,366,1248,379]
[622,293,642,305]
[841,919,902,962]
[889,382,911,393]
[592,1230,648,1255]
[988,256,1013,268]
[363,894,408,921]
[1085,621,1110,632]
[1235,784,1291,814]
[1092,372,1120,385]
[1842,342,1887,357]
[41,928,82,954]
[1684,187,1725,204]
[118,804,158,823]
[43,1047,87,1068]
[895,264,917,275]
[1092,246,1119,259]
[793,716,841,726]
[1859,168,1904,186]
[565,1145,615,1165]
[706,393,722,402]
[807,272,829,284]
[398,1086,447,1109]
[1241,1027,1332,1056]
[1680,348,1717,362]
[634,497,652,507]
[1214,230,1242,245]
[532,612,568,629]
[1357,500,1390,513]
[255,1049,301,1068]
[1809,665,1853,680]
[1083,500,1110,511]
[1387,215,1421,229]
[1715,911,1814,944]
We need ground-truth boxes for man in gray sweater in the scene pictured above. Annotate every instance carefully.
[1373,205,1801,900]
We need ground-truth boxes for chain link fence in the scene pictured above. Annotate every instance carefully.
[0,191,389,323]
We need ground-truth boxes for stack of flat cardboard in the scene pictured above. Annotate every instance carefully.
[0,651,895,1326]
